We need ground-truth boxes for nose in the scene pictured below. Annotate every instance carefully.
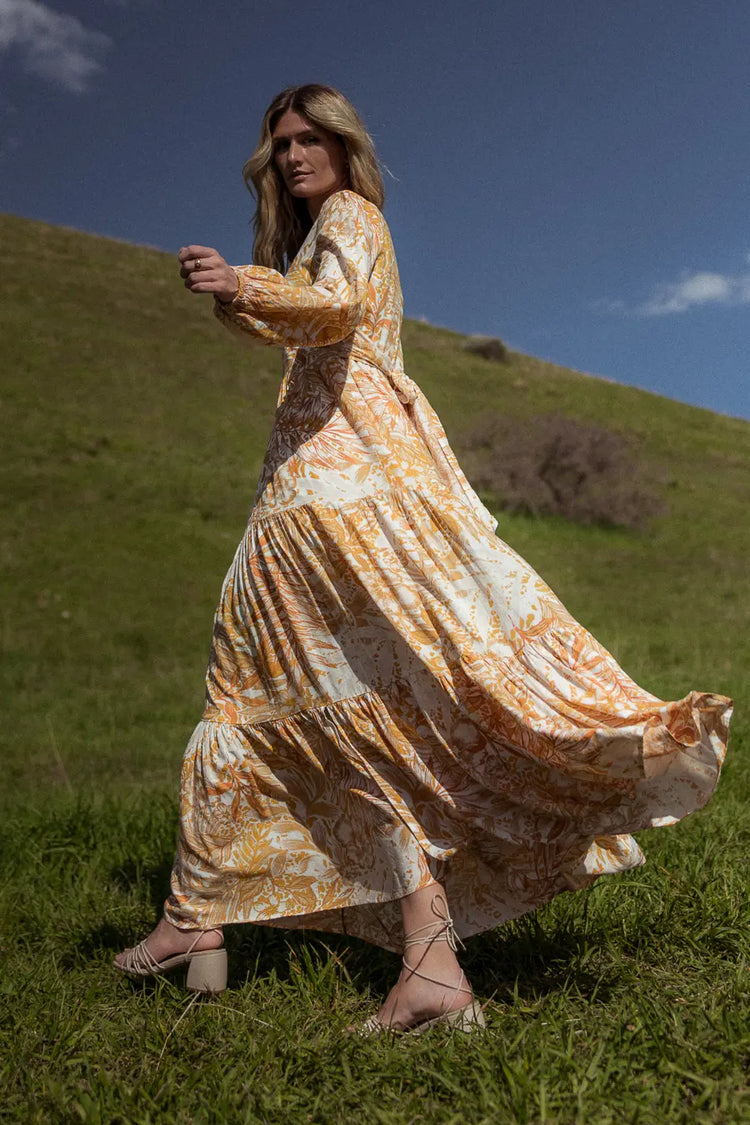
[287,140,303,166]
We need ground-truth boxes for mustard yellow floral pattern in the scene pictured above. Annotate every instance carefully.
[165,190,732,951]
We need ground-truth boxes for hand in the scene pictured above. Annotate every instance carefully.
[178,245,239,303]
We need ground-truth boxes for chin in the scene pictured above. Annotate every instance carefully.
[287,181,315,197]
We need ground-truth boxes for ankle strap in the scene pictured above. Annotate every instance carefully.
[403,893,464,954]
[185,927,223,956]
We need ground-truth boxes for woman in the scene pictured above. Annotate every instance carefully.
[116,84,731,1035]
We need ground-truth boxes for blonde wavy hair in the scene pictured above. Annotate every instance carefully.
[244,84,385,271]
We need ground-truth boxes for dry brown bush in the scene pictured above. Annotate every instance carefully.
[458,413,665,531]
[466,337,510,363]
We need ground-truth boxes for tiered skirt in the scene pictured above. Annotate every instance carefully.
[166,480,730,952]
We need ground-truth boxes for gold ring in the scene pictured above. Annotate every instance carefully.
[195,258,202,270]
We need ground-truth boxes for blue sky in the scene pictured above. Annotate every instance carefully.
[2,0,748,419]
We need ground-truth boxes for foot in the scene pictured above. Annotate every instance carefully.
[114,917,223,971]
[374,943,474,1031]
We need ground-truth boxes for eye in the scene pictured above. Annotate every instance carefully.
[304,135,320,145]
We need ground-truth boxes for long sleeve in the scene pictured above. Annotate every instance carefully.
[214,191,377,349]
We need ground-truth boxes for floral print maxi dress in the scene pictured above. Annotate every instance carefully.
[165,190,731,952]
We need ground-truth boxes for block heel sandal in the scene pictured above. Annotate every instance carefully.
[357,894,486,1037]
[115,928,227,994]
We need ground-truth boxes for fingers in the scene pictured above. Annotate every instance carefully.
[182,268,222,292]
[177,247,239,301]
[178,245,222,277]
[184,275,239,301]
[177,245,236,301]
[178,245,216,264]
[183,269,222,292]
[179,260,204,279]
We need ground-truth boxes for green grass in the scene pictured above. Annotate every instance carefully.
[1,213,748,1124]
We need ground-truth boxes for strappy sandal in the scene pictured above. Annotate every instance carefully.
[114,928,227,993]
[359,895,486,1037]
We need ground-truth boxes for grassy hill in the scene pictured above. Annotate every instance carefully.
[1,213,748,1123]
[2,211,746,795]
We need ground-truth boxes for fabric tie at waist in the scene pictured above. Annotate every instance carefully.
[348,345,497,534]
[349,346,419,405]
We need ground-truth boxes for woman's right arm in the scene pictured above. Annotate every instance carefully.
[211,191,377,350]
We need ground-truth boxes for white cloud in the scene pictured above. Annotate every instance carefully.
[638,270,743,316]
[0,0,111,93]
[594,258,750,318]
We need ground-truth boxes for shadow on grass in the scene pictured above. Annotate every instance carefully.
[110,856,175,915]
[101,912,621,1005]
[228,918,624,1006]
[101,856,623,1005]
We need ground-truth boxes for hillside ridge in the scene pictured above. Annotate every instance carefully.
[0,207,746,795]
[4,209,745,427]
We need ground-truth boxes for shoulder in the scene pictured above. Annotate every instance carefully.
[317,190,387,242]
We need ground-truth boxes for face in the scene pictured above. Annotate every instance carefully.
[272,109,349,218]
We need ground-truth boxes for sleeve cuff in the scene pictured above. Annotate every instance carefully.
[216,267,242,306]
